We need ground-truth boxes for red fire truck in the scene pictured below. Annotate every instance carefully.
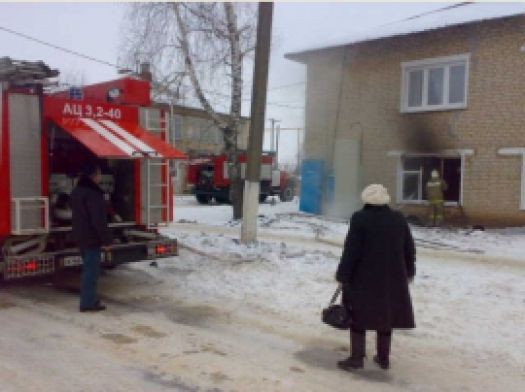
[0,58,186,281]
[187,153,296,204]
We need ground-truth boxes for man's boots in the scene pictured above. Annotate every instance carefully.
[337,329,366,370]
[373,331,391,370]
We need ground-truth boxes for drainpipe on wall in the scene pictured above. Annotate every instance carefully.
[328,47,348,174]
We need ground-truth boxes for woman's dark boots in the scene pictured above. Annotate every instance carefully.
[373,331,392,370]
[337,329,366,370]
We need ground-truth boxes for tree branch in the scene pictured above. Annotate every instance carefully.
[173,2,227,130]
[223,2,242,144]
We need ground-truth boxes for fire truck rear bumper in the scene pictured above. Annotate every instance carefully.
[1,239,178,281]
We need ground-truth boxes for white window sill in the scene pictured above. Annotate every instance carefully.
[401,104,467,114]
[398,200,460,207]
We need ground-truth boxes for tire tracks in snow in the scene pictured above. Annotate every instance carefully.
[167,223,525,269]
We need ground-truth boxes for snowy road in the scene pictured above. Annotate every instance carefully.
[1,250,524,392]
[0,198,524,391]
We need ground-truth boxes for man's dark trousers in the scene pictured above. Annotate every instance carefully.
[80,248,101,309]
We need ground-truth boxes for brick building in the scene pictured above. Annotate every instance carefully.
[287,3,525,226]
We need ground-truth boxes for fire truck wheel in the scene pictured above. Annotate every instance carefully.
[195,194,212,204]
[280,187,294,202]
[259,194,268,203]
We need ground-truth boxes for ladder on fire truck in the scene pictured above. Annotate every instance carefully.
[144,110,171,229]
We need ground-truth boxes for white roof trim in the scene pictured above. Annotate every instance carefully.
[287,3,525,57]
[498,148,525,156]
[401,53,470,69]
[387,149,474,157]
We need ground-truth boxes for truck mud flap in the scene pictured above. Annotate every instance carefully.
[107,244,149,264]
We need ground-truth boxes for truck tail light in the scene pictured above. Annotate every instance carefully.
[24,261,39,272]
[4,255,54,280]
[155,244,168,255]
[148,240,178,258]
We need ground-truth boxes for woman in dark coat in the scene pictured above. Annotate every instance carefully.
[336,184,415,371]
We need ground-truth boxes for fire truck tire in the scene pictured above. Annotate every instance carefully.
[196,194,212,204]
[259,194,268,203]
[279,187,294,202]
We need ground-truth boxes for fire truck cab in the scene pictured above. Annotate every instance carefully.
[0,58,186,281]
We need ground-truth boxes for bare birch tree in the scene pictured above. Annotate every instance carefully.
[121,2,257,219]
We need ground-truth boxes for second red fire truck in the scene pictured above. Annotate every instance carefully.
[186,153,297,204]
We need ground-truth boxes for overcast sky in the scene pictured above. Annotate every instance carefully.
[0,2,447,165]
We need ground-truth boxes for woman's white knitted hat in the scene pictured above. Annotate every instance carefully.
[361,184,391,205]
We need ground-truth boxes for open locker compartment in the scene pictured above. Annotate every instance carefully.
[46,119,177,235]
[47,124,138,229]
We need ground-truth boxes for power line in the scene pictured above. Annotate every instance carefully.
[267,81,304,91]
[0,24,304,109]
[377,2,471,28]
[0,24,124,70]
[190,86,305,109]
[402,2,470,22]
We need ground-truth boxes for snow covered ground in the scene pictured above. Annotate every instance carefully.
[0,196,524,391]
[174,195,525,263]
[165,196,525,389]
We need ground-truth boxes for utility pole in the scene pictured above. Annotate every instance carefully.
[268,118,280,167]
[275,122,280,169]
[270,126,274,153]
[269,118,276,153]
[267,126,304,173]
[296,128,303,174]
[241,2,273,243]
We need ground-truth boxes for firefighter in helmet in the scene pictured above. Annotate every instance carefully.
[426,170,448,226]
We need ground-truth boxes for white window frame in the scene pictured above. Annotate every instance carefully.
[398,159,423,202]
[401,53,470,113]
[498,148,525,210]
[388,149,474,207]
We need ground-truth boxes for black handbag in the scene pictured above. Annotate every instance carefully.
[322,284,352,330]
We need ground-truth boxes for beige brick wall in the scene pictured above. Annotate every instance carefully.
[156,103,250,157]
[301,15,525,226]
[173,116,250,156]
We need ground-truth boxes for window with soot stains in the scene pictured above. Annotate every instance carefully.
[400,156,461,203]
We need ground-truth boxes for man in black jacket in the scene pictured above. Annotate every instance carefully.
[71,162,112,312]
[336,184,416,371]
